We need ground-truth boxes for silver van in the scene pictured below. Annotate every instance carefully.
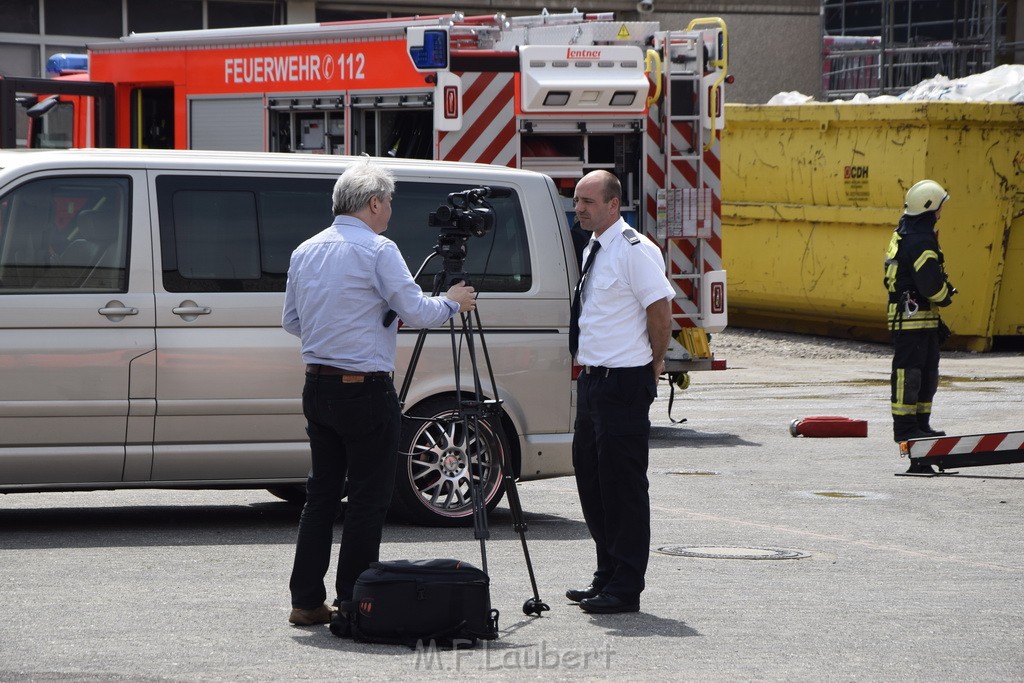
[0,149,577,526]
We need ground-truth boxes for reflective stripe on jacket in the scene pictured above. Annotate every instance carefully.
[883,213,952,331]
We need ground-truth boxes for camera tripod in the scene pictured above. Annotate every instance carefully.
[395,244,550,618]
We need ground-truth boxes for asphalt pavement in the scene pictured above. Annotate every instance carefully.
[1,343,1022,681]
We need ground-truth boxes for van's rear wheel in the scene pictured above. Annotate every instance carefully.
[391,397,507,527]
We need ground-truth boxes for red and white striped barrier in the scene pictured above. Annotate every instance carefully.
[901,430,1024,471]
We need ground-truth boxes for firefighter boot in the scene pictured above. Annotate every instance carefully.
[916,413,945,437]
[893,415,929,443]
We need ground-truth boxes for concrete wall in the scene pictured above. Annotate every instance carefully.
[647,9,823,103]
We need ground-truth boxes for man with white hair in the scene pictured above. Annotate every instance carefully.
[283,158,476,625]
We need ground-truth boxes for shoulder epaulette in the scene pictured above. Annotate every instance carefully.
[621,227,641,245]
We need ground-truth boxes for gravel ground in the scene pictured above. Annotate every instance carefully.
[710,327,1024,361]
[709,327,892,360]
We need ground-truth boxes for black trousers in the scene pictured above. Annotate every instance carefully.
[572,364,656,600]
[289,373,400,609]
[890,329,941,420]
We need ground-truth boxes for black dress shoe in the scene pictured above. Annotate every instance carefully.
[565,584,602,603]
[579,592,640,614]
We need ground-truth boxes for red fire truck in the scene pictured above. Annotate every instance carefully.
[9,9,729,371]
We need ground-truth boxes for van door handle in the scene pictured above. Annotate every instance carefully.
[172,305,212,315]
[172,300,212,321]
[98,305,139,316]
[98,301,139,322]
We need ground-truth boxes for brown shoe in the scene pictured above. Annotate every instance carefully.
[288,603,333,626]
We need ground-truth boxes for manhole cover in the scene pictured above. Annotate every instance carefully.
[668,470,719,476]
[655,545,810,560]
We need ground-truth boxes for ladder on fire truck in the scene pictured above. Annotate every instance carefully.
[655,18,728,367]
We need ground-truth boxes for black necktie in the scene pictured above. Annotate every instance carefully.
[569,241,601,358]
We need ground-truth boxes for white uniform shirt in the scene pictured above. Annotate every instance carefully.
[576,218,674,368]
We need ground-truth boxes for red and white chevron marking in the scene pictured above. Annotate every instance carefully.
[437,72,517,167]
[910,431,1024,458]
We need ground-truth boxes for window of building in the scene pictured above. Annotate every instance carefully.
[0,43,40,78]
[0,1,40,34]
[46,0,122,38]
[315,9,389,22]
[207,1,280,29]
[127,0,203,33]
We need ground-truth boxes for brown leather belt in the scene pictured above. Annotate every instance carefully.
[306,364,391,382]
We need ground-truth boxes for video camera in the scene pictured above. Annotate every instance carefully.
[427,187,509,278]
[429,187,510,238]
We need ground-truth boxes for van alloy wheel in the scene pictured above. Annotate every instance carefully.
[392,397,507,527]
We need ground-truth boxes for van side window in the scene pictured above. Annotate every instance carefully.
[389,183,532,293]
[172,190,262,281]
[157,176,333,292]
[156,175,531,293]
[0,176,130,293]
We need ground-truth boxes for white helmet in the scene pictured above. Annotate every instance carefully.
[904,180,949,215]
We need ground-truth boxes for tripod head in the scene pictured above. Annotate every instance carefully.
[428,186,510,285]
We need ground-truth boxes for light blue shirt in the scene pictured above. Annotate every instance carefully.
[282,216,458,372]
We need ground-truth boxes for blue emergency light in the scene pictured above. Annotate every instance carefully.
[407,28,448,71]
[46,53,89,76]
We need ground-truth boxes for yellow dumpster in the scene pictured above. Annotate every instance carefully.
[720,102,1024,351]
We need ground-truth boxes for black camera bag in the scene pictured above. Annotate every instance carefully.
[332,558,499,647]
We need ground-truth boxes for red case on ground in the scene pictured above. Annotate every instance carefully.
[790,415,868,438]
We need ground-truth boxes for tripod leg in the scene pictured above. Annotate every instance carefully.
[467,412,490,574]
[466,308,549,615]
[424,295,546,612]
[500,456,550,616]
[449,311,492,577]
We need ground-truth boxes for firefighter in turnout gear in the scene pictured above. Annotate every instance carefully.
[884,180,956,452]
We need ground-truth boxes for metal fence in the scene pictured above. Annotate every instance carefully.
[821,0,1011,99]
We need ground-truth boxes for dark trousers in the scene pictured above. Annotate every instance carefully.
[572,364,656,600]
[289,373,400,609]
[891,329,940,421]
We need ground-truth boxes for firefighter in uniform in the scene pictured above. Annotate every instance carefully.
[566,170,673,614]
[884,180,955,455]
